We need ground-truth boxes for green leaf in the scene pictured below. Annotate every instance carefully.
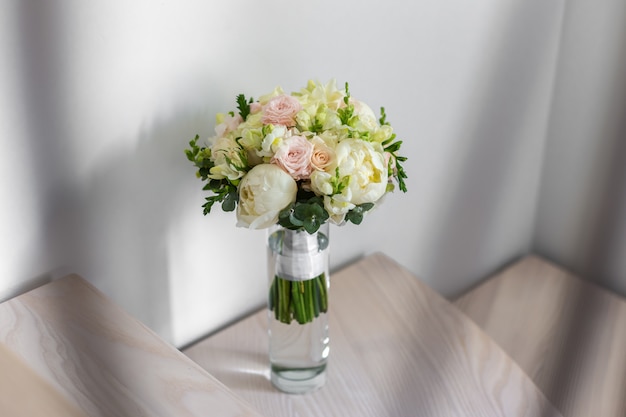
[359,202,375,212]
[346,210,364,225]
[221,190,238,212]
[385,140,403,154]
[236,94,251,120]
[379,107,389,126]
[396,161,408,193]
[289,211,305,227]
[345,203,375,225]
[276,199,329,233]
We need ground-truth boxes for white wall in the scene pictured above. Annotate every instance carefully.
[1,0,564,347]
[534,0,626,295]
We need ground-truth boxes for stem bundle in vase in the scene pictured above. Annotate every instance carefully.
[269,274,328,325]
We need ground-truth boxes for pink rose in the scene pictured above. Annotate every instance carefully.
[262,95,302,127]
[272,135,313,180]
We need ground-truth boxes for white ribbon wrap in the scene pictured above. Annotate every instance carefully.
[275,229,327,282]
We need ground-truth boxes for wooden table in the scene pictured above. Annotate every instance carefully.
[0,275,264,417]
[455,255,626,417]
[184,253,562,417]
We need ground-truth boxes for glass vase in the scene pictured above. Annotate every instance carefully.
[266,223,330,394]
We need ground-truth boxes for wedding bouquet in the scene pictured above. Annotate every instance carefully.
[186,80,407,324]
[185,80,406,233]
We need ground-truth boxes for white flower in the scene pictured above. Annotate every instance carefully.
[324,193,355,224]
[296,79,345,110]
[208,136,246,180]
[236,164,297,229]
[371,124,394,144]
[258,125,288,158]
[310,171,334,195]
[350,99,378,131]
[335,139,387,205]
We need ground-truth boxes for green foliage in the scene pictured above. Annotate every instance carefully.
[337,82,354,126]
[378,109,408,193]
[331,168,350,194]
[185,135,239,215]
[201,179,238,215]
[310,111,325,134]
[394,156,408,193]
[278,195,329,234]
[345,203,375,225]
[379,106,389,126]
[337,105,354,126]
[185,135,214,179]
[236,94,252,120]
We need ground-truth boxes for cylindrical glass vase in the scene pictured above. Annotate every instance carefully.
[266,223,330,394]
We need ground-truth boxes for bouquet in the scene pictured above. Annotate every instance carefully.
[185,80,407,233]
[186,80,407,324]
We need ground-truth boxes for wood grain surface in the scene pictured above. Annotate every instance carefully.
[0,275,264,417]
[184,253,562,417]
[455,255,626,417]
[0,342,88,417]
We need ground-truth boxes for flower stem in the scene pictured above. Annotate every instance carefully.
[270,274,327,325]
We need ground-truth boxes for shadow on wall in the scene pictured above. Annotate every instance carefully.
[425,0,560,296]
[526,6,626,409]
[578,26,626,293]
[13,1,222,344]
[533,0,626,296]
[392,0,563,410]
[64,110,210,343]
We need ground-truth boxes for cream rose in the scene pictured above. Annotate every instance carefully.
[271,135,313,180]
[310,136,335,172]
[335,139,387,205]
[236,164,297,229]
[262,95,302,127]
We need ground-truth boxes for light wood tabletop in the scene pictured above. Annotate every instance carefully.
[455,255,626,417]
[0,274,264,417]
[184,252,562,417]
[0,341,88,417]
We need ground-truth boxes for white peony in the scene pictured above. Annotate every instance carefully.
[236,164,297,229]
[335,139,387,205]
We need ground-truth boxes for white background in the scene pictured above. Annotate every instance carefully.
[1,0,623,348]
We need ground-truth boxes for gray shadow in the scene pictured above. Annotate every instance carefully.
[426,0,561,297]
[11,2,231,414]
[574,33,626,294]
[537,6,626,414]
[389,1,565,415]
